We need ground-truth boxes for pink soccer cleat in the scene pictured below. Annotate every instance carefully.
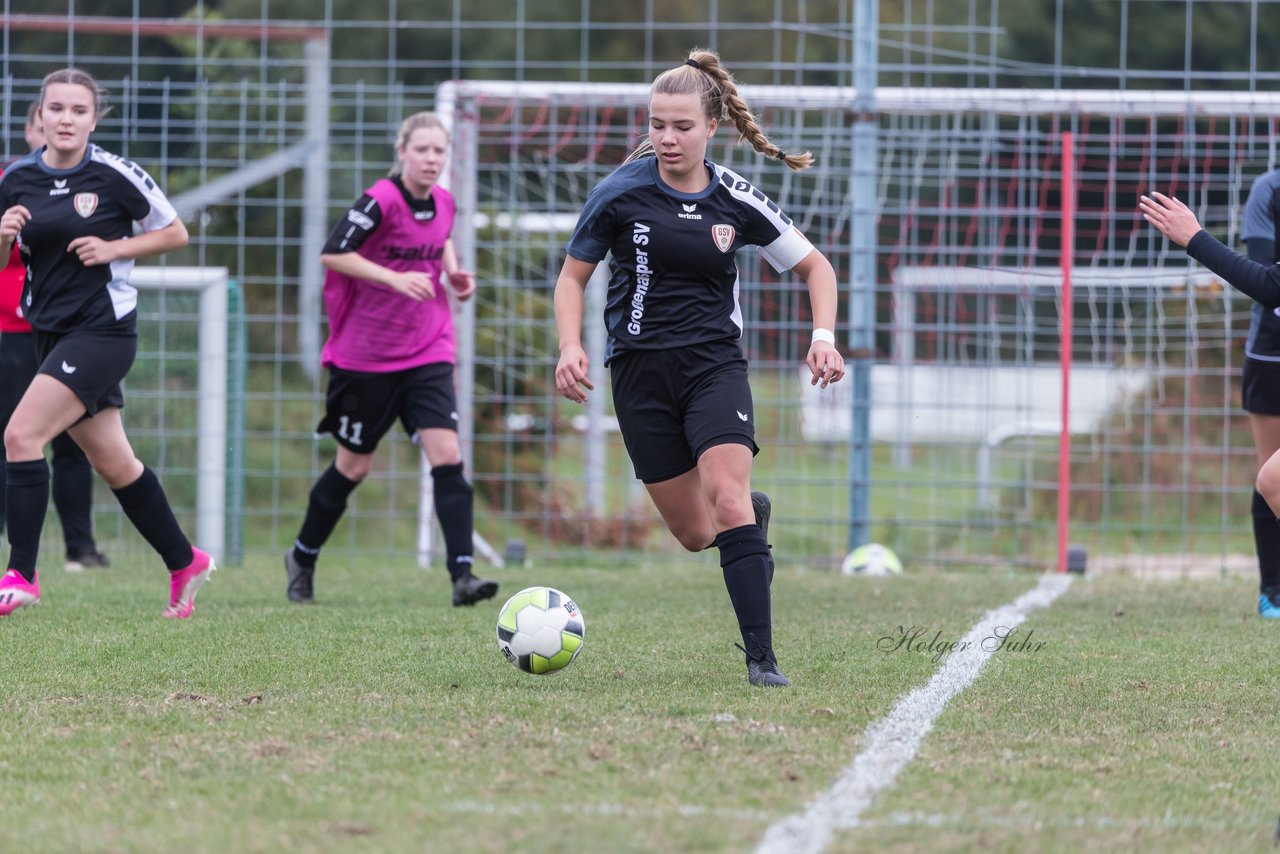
[163,547,216,619]
[0,569,40,616]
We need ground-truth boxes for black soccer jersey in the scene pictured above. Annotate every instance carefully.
[566,158,813,363]
[1242,169,1280,360]
[0,144,178,334]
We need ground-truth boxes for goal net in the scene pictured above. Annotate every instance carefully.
[439,81,1280,571]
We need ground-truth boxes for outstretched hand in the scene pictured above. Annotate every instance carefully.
[1139,192,1203,248]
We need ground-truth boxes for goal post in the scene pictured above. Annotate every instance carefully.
[131,266,242,564]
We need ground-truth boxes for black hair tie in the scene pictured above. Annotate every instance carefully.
[776,150,789,161]
[685,59,701,69]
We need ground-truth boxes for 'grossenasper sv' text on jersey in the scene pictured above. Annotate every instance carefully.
[0,144,178,334]
[1242,169,1280,360]
[320,177,457,372]
[566,158,814,363]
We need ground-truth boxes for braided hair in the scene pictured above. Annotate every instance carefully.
[625,48,813,171]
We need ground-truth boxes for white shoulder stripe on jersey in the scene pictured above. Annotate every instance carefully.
[714,163,794,231]
[89,144,178,234]
[713,163,815,272]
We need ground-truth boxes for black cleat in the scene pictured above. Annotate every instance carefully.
[736,638,791,687]
[751,490,775,585]
[65,549,110,573]
[284,549,314,603]
[452,573,499,607]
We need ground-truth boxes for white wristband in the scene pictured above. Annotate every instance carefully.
[811,328,835,346]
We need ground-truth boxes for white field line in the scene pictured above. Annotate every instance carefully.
[756,572,1073,854]
[441,799,771,822]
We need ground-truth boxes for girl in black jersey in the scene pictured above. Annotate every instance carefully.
[554,49,845,686]
[0,68,214,618]
[1142,190,1280,618]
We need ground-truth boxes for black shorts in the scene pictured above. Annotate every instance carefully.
[1243,358,1280,416]
[609,339,759,484]
[0,331,39,425]
[317,361,458,453]
[33,328,135,417]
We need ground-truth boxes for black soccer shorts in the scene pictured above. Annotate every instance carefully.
[609,339,759,484]
[317,361,459,454]
[33,328,134,416]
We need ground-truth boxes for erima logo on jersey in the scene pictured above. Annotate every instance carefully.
[678,202,702,221]
[347,210,374,230]
[736,410,749,422]
[49,178,69,196]
[61,361,77,374]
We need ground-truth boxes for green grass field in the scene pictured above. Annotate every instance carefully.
[1,555,1275,853]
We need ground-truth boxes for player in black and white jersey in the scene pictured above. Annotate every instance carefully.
[554,49,845,686]
[0,68,214,618]
[1143,188,1280,618]
[0,100,110,573]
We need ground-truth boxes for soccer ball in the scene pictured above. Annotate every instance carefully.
[841,543,904,576]
[495,586,585,675]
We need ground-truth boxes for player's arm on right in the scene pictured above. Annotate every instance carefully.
[1141,191,1280,308]
[553,255,599,403]
[319,196,434,300]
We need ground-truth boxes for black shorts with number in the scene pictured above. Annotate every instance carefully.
[317,361,459,453]
[1243,357,1280,415]
[609,339,759,484]
[33,328,135,417]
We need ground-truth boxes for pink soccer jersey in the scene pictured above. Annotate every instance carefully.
[320,178,458,372]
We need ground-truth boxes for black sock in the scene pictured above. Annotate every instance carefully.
[51,433,95,555]
[112,467,192,570]
[293,464,360,568]
[432,462,475,581]
[1252,490,1280,593]
[5,459,49,581]
[715,524,773,657]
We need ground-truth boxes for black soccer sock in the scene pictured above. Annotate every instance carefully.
[716,524,773,657]
[293,464,360,568]
[112,467,193,571]
[1252,489,1280,593]
[51,433,95,555]
[5,459,49,581]
[432,462,475,582]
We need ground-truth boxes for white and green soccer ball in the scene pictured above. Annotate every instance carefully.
[496,586,585,675]
[841,543,904,576]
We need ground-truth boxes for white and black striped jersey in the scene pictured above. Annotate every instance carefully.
[566,157,814,363]
[0,144,177,334]
[1242,169,1280,360]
